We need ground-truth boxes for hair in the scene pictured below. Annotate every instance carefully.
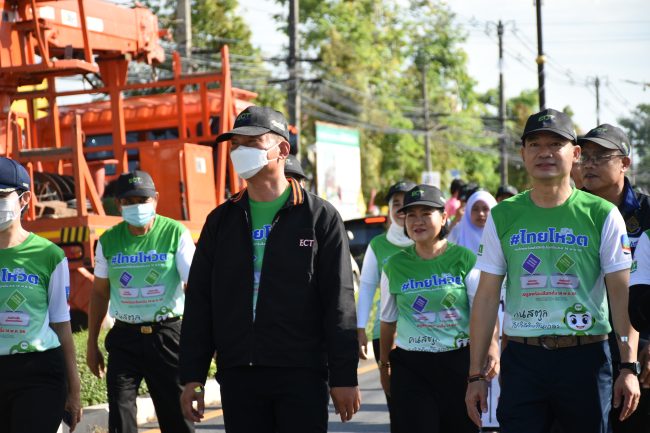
[450,178,465,195]
[402,207,449,240]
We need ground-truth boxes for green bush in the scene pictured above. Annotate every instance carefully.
[73,329,217,407]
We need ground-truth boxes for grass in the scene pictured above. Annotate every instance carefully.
[73,329,217,407]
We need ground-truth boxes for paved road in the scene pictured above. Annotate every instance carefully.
[138,359,390,433]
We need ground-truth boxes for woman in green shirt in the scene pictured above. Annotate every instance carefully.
[379,184,498,433]
[0,157,81,432]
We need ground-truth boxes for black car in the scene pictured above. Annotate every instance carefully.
[344,215,388,269]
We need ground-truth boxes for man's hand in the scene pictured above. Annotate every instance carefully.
[613,370,641,421]
[64,391,82,432]
[330,386,361,422]
[358,328,369,360]
[483,349,500,380]
[85,342,105,379]
[180,382,205,422]
[465,380,488,428]
[639,342,650,388]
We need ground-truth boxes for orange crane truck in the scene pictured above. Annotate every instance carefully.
[0,0,254,328]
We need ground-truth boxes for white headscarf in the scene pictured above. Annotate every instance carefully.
[386,198,414,247]
[448,190,497,254]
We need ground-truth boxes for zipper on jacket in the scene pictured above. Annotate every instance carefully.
[243,208,256,366]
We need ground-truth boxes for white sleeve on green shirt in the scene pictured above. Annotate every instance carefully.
[48,258,71,323]
[465,268,481,309]
[475,215,507,276]
[175,229,196,284]
[600,208,633,274]
[380,271,398,322]
[94,240,108,278]
[631,232,650,286]
[357,245,379,328]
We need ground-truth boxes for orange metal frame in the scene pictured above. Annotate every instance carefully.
[1,0,256,319]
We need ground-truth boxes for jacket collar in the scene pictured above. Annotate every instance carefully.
[229,177,305,209]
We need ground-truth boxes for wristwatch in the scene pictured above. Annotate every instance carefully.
[619,362,641,376]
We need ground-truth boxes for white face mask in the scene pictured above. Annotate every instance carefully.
[230,143,280,180]
[0,192,25,232]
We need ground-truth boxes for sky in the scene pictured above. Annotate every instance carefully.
[237,0,650,132]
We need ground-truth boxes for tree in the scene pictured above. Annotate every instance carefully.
[139,0,285,108]
[619,104,650,188]
[276,0,501,204]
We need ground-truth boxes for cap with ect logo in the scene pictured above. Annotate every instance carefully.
[0,157,30,193]
[397,184,446,213]
[521,108,577,143]
[116,171,156,198]
[216,106,290,143]
[578,124,630,156]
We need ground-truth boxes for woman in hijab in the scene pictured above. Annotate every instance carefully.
[448,190,497,254]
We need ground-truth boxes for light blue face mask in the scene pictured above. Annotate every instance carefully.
[121,202,156,227]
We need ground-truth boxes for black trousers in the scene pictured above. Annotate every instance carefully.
[105,320,193,433]
[216,366,329,433]
[0,347,66,433]
[498,341,611,433]
[389,346,477,433]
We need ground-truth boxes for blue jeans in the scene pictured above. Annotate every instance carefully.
[498,340,612,433]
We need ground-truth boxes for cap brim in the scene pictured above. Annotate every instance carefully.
[118,189,156,199]
[0,185,18,193]
[215,126,272,143]
[397,201,445,213]
[522,128,576,142]
[578,136,627,154]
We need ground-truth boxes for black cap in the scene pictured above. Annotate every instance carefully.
[578,124,630,156]
[0,157,30,192]
[398,184,446,213]
[116,171,156,199]
[385,180,416,202]
[284,154,306,180]
[216,106,290,143]
[522,108,577,143]
[496,184,518,198]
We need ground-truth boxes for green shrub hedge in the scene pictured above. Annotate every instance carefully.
[73,329,217,407]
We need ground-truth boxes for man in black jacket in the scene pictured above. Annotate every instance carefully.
[179,106,360,432]
[580,123,650,433]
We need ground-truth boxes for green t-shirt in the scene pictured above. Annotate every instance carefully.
[99,215,188,323]
[477,189,632,337]
[368,234,406,339]
[0,233,68,355]
[250,186,291,320]
[383,243,477,352]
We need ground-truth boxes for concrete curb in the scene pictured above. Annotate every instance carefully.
[58,379,221,433]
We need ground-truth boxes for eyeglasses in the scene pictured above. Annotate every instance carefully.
[579,154,626,166]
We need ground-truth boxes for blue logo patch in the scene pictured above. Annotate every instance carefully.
[412,296,428,312]
[119,272,133,287]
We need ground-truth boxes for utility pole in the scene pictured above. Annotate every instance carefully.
[594,76,601,125]
[497,20,508,185]
[175,0,192,72]
[288,0,301,154]
[535,0,546,110]
[421,62,432,172]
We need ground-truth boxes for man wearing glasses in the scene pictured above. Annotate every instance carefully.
[580,125,650,433]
